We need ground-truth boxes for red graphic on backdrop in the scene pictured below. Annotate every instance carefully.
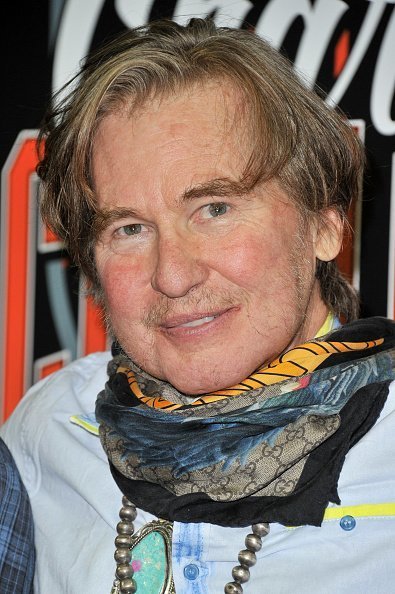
[0,132,107,421]
[334,29,350,78]
[1,133,38,419]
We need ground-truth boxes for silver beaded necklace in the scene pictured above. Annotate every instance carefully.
[111,496,270,594]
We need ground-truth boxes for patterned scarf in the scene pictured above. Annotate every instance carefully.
[96,317,395,527]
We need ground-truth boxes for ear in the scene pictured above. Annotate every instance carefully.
[314,209,344,262]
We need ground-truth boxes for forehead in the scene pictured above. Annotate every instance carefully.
[92,80,252,201]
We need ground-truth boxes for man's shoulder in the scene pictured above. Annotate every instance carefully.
[0,351,111,449]
[29,351,111,400]
[0,351,112,495]
[59,350,110,385]
[21,350,110,410]
[41,350,111,389]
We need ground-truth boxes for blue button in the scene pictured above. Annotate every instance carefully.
[340,515,356,531]
[184,563,200,580]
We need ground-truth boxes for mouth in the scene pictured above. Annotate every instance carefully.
[176,315,217,328]
[160,307,237,335]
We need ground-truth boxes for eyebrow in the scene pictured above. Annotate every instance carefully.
[92,207,140,238]
[180,177,249,203]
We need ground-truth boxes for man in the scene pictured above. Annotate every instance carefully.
[2,18,395,594]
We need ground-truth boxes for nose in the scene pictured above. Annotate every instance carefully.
[151,234,208,298]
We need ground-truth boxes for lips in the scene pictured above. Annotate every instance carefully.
[160,307,234,331]
[176,315,216,328]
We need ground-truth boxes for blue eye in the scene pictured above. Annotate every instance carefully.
[120,224,142,236]
[207,203,228,217]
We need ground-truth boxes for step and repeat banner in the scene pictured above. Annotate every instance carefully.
[1,0,395,420]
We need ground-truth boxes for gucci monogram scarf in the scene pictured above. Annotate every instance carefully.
[96,317,395,527]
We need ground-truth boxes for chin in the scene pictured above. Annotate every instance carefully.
[165,367,246,395]
[159,370,221,395]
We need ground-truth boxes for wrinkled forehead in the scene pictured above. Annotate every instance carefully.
[92,78,256,191]
[96,75,253,147]
[91,75,310,225]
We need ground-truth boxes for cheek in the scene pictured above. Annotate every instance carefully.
[97,255,151,317]
[212,227,289,290]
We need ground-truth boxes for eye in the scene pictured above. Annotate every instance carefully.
[117,223,142,236]
[203,202,230,218]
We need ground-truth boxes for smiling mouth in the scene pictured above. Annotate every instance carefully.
[178,315,216,328]
[161,308,235,331]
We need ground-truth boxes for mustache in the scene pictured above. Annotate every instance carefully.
[142,288,245,328]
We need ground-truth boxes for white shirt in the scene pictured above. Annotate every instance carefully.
[1,351,395,594]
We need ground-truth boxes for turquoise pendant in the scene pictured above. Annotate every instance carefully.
[111,520,175,594]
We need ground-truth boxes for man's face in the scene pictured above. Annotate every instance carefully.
[93,81,335,394]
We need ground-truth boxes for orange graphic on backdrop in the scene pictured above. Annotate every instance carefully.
[0,132,107,421]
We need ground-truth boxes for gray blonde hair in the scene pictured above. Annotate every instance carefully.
[38,18,364,320]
